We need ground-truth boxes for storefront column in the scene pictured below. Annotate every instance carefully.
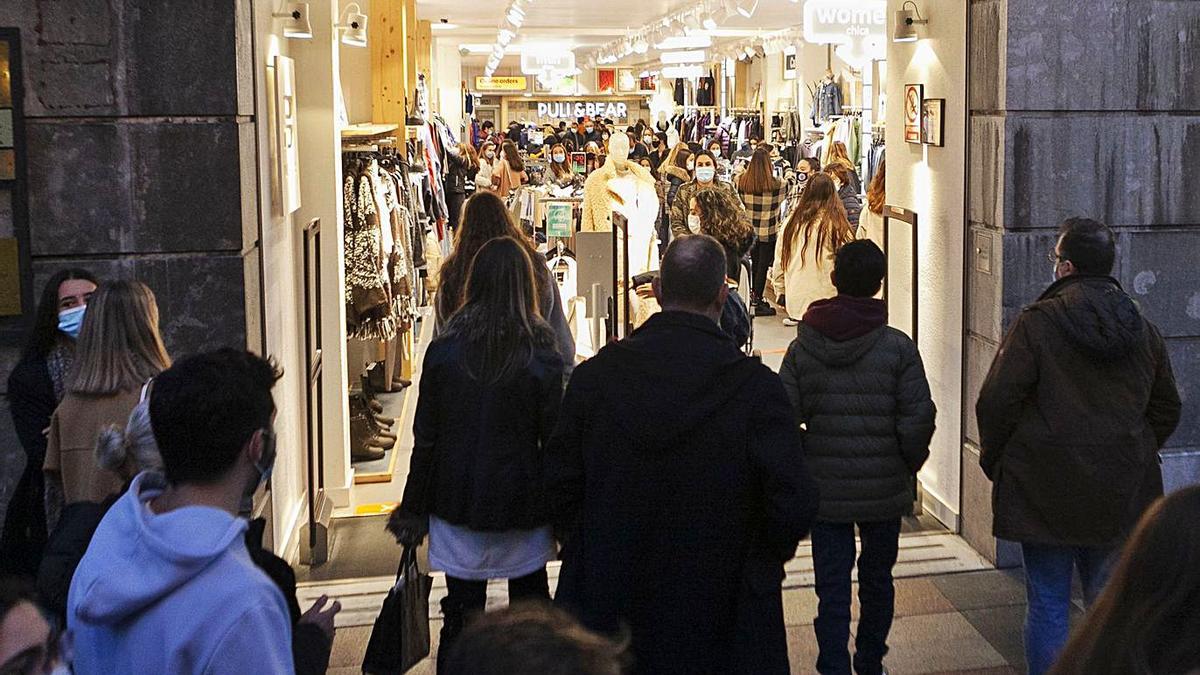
[0,2,260,530]
[963,0,1200,565]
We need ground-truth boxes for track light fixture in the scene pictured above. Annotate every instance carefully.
[273,2,313,39]
[735,0,758,18]
[335,3,367,46]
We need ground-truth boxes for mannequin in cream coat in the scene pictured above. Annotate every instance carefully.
[580,134,661,275]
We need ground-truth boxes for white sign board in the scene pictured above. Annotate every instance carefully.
[802,0,886,63]
[521,52,576,76]
[537,101,629,120]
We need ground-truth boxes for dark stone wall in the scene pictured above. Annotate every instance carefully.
[963,0,1200,565]
[0,0,258,530]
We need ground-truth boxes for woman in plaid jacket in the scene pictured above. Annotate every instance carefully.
[737,148,787,317]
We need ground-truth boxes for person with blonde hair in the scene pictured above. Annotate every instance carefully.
[860,159,886,247]
[475,141,498,193]
[824,161,863,229]
[43,280,170,528]
[772,173,855,326]
[827,141,861,193]
[493,140,528,198]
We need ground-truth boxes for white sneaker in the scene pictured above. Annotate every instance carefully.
[783,317,799,327]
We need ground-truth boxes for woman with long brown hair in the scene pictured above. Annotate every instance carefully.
[445,143,481,233]
[546,143,580,189]
[436,191,574,372]
[1049,486,1200,675]
[689,188,753,280]
[43,280,171,528]
[827,140,861,193]
[771,173,855,325]
[493,140,527,198]
[392,236,565,673]
[736,147,786,316]
[824,160,863,229]
[860,159,886,247]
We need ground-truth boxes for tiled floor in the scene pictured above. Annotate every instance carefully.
[325,568,1039,674]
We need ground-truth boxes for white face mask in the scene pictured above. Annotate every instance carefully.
[695,166,716,183]
[485,151,495,159]
[687,214,702,233]
[552,153,566,163]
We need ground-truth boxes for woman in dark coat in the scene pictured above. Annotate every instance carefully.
[1,268,97,576]
[390,236,565,674]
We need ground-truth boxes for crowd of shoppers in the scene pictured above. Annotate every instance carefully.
[1,110,1193,675]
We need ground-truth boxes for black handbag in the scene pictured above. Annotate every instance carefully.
[362,545,433,674]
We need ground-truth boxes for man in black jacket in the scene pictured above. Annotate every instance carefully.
[547,235,819,675]
[780,240,936,675]
[976,218,1180,675]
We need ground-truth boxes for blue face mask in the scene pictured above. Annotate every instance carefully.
[58,305,87,339]
[695,166,716,183]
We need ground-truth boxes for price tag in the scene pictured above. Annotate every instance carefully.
[546,202,573,238]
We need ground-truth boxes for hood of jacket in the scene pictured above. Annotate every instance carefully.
[1034,274,1145,361]
[593,311,761,451]
[796,320,887,367]
[69,471,250,625]
[663,165,691,183]
[803,295,887,341]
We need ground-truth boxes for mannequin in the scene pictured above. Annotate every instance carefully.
[580,133,661,275]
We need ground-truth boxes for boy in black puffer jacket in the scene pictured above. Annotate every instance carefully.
[780,240,936,675]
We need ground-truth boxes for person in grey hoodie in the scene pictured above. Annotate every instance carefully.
[780,240,936,675]
[67,350,294,675]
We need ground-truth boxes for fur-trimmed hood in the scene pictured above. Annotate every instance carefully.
[663,165,691,183]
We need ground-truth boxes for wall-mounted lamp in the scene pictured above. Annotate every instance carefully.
[894,1,928,42]
[336,3,368,47]
[274,2,313,39]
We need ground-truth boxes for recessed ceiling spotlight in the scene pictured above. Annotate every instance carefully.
[431,19,457,30]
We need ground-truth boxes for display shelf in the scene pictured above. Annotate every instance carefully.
[340,123,400,140]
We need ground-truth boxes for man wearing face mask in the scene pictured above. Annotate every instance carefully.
[976,218,1180,674]
[670,149,746,239]
[67,349,296,675]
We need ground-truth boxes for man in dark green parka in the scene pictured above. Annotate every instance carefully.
[781,240,936,675]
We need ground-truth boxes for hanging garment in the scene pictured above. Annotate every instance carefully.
[810,79,843,126]
[674,78,686,105]
[696,70,716,106]
[343,166,397,341]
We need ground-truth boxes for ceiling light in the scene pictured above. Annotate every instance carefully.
[335,3,367,46]
[735,0,758,18]
[507,5,525,27]
[497,29,515,44]
[702,16,718,30]
[273,2,313,39]
[660,49,706,64]
[655,35,711,50]
[662,64,704,78]
[894,2,928,42]
[632,36,649,54]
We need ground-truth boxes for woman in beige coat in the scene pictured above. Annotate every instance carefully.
[771,173,856,326]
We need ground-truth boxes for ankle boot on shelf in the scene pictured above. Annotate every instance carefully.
[391,375,412,390]
[368,399,384,414]
[350,411,388,462]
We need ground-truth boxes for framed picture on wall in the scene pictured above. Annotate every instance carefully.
[921,98,945,146]
[597,68,616,94]
[903,83,923,144]
[617,69,637,93]
[783,52,797,80]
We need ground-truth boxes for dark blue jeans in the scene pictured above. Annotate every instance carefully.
[1021,543,1113,675]
[811,519,902,675]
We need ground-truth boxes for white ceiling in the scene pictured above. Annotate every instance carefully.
[418,0,809,67]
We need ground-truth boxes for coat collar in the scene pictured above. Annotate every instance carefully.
[1037,273,1122,302]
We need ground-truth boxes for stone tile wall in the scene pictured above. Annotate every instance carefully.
[963,0,1200,565]
[0,1,258,531]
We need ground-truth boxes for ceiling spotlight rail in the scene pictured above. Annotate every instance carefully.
[586,0,741,69]
[484,0,534,76]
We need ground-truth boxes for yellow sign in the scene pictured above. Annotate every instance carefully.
[475,76,528,91]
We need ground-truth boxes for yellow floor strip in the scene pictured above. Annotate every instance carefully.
[352,502,398,516]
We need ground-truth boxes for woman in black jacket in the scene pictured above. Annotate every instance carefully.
[391,236,564,674]
[824,161,863,229]
[444,143,480,234]
[1,268,97,577]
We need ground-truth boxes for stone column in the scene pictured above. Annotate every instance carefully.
[963,0,1200,566]
[0,1,259,526]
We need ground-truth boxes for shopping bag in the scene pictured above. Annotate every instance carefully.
[362,545,432,674]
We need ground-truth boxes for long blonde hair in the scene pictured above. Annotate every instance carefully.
[866,159,886,215]
[780,173,854,269]
[70,280,171,395]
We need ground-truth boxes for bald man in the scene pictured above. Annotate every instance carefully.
[547,235,819,675]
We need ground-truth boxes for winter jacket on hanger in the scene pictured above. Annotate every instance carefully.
[695,70,716,106]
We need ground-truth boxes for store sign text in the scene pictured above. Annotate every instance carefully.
[521,52,575,76]
[475,76,528,91]
[537,101,629,120]
[802,0,886,63]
